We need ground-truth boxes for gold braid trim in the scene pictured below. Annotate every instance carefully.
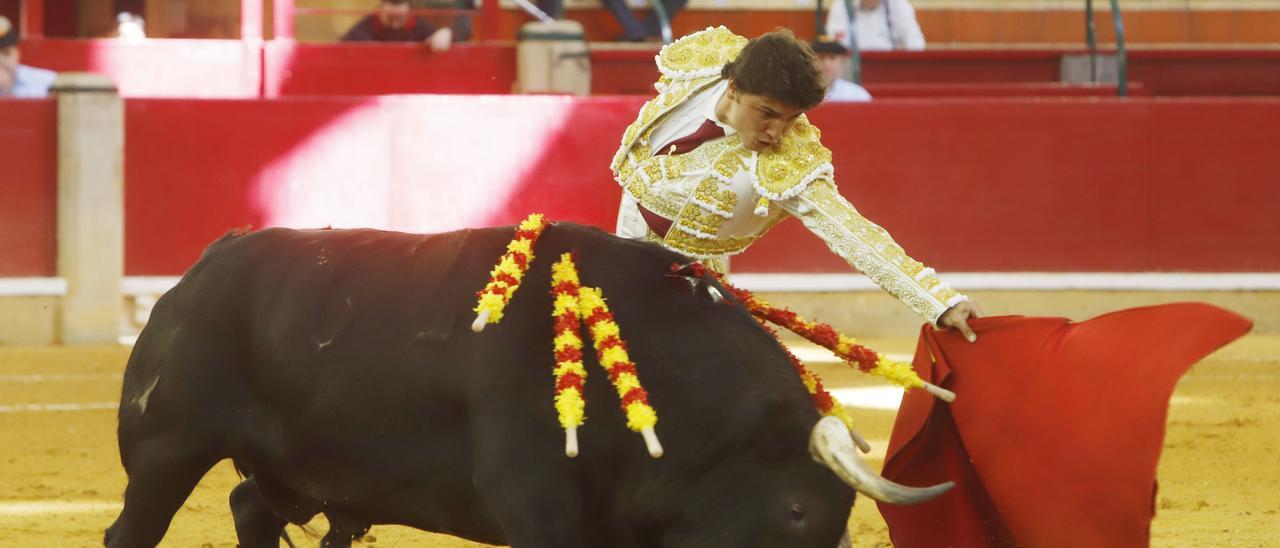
[754,116,834,201]
[655,26,748,82]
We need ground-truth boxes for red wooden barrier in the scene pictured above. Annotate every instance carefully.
[16,39,1280,98]
[123,95,644,274]
[865,82,1146,98]
[0,99,57,277]
[261,41,516,97]
[1126,50,1280,97]
[5,96,1277,277]
[115,96,1280,276]
[590,48,1280,97]
[741,98,1280,273]
[20,38,261,97]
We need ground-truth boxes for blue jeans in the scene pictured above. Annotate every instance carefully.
[537,0,686,40]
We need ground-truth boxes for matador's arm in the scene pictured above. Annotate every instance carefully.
[779,178,968,325]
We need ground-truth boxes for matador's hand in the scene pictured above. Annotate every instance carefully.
[938,301,984,343]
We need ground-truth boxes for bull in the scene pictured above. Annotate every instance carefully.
[105,222,950,547]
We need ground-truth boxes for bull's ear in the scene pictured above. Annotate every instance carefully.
[665,271,700,294]
[665,261,734,304]
[665,274,729,304]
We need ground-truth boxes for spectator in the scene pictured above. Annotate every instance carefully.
[601,0,686,42]
[431,0,474,42]
[811,36,872,102]
[341,0,453,53]
[0,16,56,98]
[114,12,147,41]
[825,0,925,51]
[533,0,681,43]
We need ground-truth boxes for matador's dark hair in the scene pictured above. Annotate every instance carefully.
[720,28,826,110]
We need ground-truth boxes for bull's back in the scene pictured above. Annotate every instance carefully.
[165,226,509,407]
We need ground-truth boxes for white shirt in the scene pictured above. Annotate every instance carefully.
[826,79,873,102]
[645,80,734,157]
[10,64,57,98]
[825,0,926,52]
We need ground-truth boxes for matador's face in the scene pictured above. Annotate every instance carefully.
[718,82,806,152]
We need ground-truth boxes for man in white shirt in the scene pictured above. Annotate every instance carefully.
[825,0,926,52]
[812,36,872,102]
[0,16,57,98]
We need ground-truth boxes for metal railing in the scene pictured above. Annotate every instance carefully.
[650,1,673,44]
[811,0,865,85]
[841,0,862,84]
[1085,0,1129,96]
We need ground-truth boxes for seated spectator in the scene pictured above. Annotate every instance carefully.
[342,0,453,53]
[534,0,681,43]
[602,0,686,42]
[812,36,872,102]
[0,16,56,98]
[825,0,925,51]
[114,12,147,41]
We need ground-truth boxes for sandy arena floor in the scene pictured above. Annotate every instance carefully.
[0,335,1276,547]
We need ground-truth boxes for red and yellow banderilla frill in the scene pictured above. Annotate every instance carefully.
[730,286,955,402]
[472,213,550,332]
[578,286,664,458]
[758,322,872,451]
[549,253,588,457]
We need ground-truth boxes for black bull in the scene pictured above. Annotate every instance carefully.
[106,222,948,547]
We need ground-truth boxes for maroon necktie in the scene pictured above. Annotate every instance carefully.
[639,119,727,237]
[657,119,727,156]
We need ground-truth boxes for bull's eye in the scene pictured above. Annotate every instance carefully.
[790,502,805,522]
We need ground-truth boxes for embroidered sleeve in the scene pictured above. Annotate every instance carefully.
[781,178,967,324]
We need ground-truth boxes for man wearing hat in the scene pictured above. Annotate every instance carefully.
[0,15,57,98]
[811,36,872,102]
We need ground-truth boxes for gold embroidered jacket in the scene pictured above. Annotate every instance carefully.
[610,26,966,323]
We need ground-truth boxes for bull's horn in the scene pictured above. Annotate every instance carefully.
[837,529,853,548]
[808,416,953,505]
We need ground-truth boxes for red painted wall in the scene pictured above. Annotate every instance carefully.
[0,100,57,277]
[114,96,1280,276]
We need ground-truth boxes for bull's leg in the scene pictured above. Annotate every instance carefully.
[318,513,371,548]
[472,431,584,547]
[230,476,290,548]
[104,442,219,547]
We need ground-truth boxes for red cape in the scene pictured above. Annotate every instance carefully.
[877,303,1252,547]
